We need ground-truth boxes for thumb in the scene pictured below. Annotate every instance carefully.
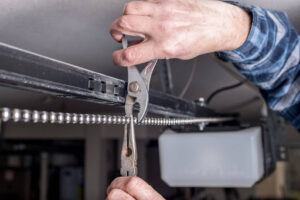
[112,41,157,66]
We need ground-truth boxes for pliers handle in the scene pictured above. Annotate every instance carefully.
[120,115,138,176]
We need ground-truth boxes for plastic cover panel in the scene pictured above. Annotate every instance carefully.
[159,127,264,188]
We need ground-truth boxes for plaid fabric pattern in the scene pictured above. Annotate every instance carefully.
[218,2,300,130]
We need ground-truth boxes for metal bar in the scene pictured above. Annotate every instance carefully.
[40,152,48,200]
[0,42,126,105]
[0,42,223,118]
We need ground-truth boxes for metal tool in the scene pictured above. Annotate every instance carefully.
[121,114,138,176]
[120,36,158,176]
[122,37,158,122]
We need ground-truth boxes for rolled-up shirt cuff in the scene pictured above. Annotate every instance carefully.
[216,1,268,65]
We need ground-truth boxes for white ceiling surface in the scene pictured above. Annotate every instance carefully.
[0,0,299,119]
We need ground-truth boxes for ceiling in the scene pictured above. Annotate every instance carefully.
[0,0,299,120]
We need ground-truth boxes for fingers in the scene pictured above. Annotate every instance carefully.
[111,1,157,42]
[112,40,156,66]
[107,188,135,200]
[110,15,153,42]
[123,1,157,16]
[107,177,164,200]
[110,0,163,65]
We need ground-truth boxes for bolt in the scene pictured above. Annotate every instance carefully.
[196,97,206,107]
[129,81,140,93]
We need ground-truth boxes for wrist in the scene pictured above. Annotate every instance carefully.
[222,3,252,51]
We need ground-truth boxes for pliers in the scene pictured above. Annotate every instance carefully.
[120,36,157,176]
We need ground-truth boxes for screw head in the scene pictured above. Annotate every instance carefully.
[196,97,206,107]
[129,81,140,93]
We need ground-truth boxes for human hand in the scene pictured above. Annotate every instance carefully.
[106,176,165,200]
[110,0,251,66]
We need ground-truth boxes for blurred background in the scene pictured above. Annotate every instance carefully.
[0,0,299,199]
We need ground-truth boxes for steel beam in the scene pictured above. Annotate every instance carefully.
[0,42,223,118]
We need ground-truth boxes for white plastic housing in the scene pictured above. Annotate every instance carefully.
[159,127,264,188]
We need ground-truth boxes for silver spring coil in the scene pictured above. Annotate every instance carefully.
[0,107,234,126]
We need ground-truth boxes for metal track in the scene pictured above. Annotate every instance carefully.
[0,42,229,119]
[0,107,234,126]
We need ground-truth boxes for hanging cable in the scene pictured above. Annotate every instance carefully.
[206,80,246,105]
[210,53,259,93]
[207,53,265,105]
[179,58,197,98]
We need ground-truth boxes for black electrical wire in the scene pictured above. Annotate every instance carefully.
[206,81,245,105]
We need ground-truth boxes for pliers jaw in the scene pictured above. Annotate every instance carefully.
[120,115,138,176]
[125,59,157,122]
[122,36,157,122]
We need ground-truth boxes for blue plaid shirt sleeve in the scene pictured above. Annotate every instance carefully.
[217,2,300,131]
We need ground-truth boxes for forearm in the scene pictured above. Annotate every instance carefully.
[218,2,300,130]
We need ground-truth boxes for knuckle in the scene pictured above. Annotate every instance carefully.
[118,16,129,29]
[124,1,138,14]
[165,6,175,17]
[107,189,118,200]
[110,20,118,34]
[160,2,175,17]
[112,51,120,64]
[125,177,141,192]
[160,42,177,58]
[123,3,131,14]
[109,27,116,36]
[158,21,172,34]
[122,49,136,63]
[113,51,126,66]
